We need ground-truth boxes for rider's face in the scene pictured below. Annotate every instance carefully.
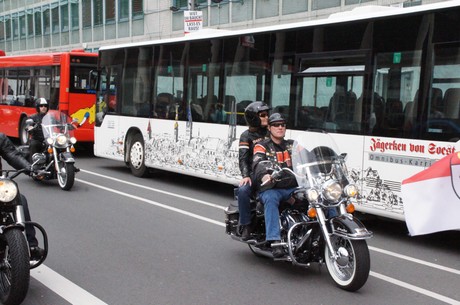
[259,112,269,127]
[268,122,286,141]
[39,105,48,114]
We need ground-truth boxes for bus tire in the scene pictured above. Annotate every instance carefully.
[128,133,148,177]
[19,117,29,145]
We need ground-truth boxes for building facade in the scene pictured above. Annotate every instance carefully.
[0,0,446,55]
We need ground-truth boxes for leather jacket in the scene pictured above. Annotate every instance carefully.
[238,127,267,179]
[252,137,298,191]
[0,133,31,171]
[29,113,46,142]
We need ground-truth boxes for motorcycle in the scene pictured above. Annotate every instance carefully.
[22,111,79,191]
[0,168,48,305]
[225,131,373,291]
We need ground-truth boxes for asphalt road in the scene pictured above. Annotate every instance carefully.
[9,148,460,305]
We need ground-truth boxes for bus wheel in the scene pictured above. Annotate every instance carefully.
[128,133,147,177]
[19,118,29,145]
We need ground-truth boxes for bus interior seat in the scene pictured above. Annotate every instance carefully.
[224,95,236,113]
[431,88,443,115]
[384,99,404,128]
[273,105,290,121]
[190,102,204,122]
[156,93,174,119]
[443,88,460,119]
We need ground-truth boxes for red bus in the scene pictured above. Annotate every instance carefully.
[0,50,97,144]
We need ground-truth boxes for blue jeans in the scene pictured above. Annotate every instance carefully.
[237,183,253,225]
[259,187,297,241]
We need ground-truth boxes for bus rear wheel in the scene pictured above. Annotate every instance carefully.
[128,134,148,177]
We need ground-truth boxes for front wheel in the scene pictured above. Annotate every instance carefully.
[324,237,370,291]
[128,134,147,177]
[57,162,75,191]
[0,229,30,305]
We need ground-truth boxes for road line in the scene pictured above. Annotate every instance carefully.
[369,246,460,275]
[370,271,460,305]
[80,169,226,210]
[77,179,225,227]
[78,175,460,304]
[31,265,108,305]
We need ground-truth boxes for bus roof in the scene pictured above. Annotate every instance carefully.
[99,0,460,51]
[0,50,97,68]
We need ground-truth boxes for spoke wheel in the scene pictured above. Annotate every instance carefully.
[324,236,370,291]
[0,229,30,305]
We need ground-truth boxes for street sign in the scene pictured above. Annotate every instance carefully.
[184,11,203,34]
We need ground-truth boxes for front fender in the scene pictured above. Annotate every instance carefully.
[329,214,373,240]
[59,151,75,163]
[0,224,25,235]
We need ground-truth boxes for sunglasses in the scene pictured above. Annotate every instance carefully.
[270,123,286,128]
[39,105,48,108]
[259,113,268,118]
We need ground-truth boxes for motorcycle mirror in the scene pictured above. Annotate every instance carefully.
[25,118,34,126]
[340,152,347,161]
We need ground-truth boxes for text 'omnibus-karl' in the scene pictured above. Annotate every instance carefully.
[94,2,460,221]
[0,50,97,144]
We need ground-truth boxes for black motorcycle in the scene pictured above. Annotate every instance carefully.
[225,131,373,291]
[0,168,48,305]
[22,111,79,191]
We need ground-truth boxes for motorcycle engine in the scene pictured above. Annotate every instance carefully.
[280,209,309,231]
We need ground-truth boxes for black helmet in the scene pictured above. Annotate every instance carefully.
[35,98,49,112]
[268,113,286,125]
[244,101,270,127]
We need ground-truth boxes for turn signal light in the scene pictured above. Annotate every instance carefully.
[70,146,76,153]
[307,207,317,218]
[346,203,355,214]
[47,147,53,153]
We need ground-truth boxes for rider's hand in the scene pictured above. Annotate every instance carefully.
[239,177,251,187]
[261,174,271,185]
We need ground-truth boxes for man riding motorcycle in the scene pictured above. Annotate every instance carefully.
[28,98,49,161]
[252,113,298,258]
[0,133,45,260]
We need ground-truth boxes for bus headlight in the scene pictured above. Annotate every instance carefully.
[0,179,18,203]
[322,180,342,203]
[344,184,358,198]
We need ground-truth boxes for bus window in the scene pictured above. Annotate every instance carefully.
[223,35,269,125]
[373,51,421,137]
[425,45,460,141]
[155,44,185,120]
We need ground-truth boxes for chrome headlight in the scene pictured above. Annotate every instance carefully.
[70,137,77,144]
[46,137,53,145]
[306,188,320,202]
[0,179,19,203]
[344,184,358,198]
[322,180,342,203]
[56,134,68,146]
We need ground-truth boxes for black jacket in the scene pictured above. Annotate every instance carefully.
[238,127,267,179]
[252,137,298,191]
[0,133,31,171]
[29,113,46,142]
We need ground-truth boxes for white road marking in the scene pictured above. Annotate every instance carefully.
[77,172,460,304]
[80,169,226,210]
[31,265,108,305]
[370,271,460,305]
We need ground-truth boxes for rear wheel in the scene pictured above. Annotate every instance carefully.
[0,229,30,305]
[324,236,370,291]
[128,134,147,177]
[57,162,75,191]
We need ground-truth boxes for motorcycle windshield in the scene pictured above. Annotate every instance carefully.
[291,131,343,188]
[41,111,75,139]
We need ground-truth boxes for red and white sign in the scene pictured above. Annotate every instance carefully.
[402,152,460,236]
[184,11,203,34]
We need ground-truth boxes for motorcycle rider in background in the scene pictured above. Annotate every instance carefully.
[237,102,270,240]
[28,98,49,161]
[0,133,45,260]
[252,113,298,258]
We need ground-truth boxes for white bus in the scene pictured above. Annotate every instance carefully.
[94,1,460,221]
